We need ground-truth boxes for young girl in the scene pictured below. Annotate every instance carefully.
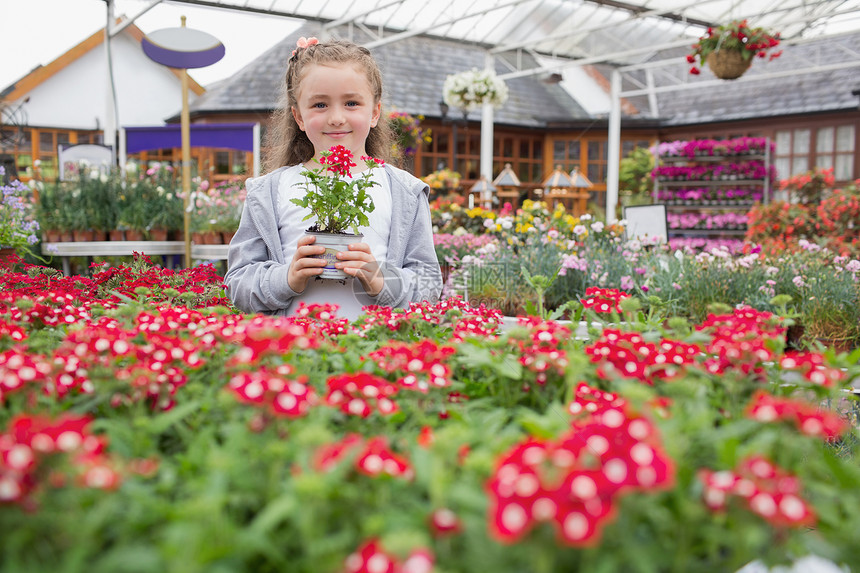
[225,37,442,320]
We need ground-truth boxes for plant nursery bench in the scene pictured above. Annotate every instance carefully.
[42,242,230,275]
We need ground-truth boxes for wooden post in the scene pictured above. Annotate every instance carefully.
[180,17,192,268]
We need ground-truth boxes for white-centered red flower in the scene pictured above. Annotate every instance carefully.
[585,329,700,385]
[580,287,631,314]
[487,393,674,546]
[745,390,849,440]
[696,306,785,378]
[325,372,400,418]
[699,455,816,528]
[313,434,413,480]
[342,538,433,573]
[368,340,456,392]
[0,414,121,505]
[227,365,316,418]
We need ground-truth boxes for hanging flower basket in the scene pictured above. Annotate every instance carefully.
[706,50,752,80]
[443,68,509,111]
[685,20,782,79]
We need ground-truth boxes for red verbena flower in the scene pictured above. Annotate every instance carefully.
[325,372,400,417]
[745,390,849,441]
[699,455,815,528]
[486,402,674,546]
[580,287,631,314]
[367,339,456,392]
[227,366,316,418]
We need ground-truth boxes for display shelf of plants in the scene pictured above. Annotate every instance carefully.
[652,137,773,239]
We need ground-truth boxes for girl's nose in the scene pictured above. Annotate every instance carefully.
[328,109,346,125]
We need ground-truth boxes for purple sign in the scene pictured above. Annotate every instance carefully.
[142,27,224,69]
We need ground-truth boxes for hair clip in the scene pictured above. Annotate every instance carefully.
[291,36,319,57]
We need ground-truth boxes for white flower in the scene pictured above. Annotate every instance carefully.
[443,68,508,111]
[573,225,587,236]
[579,214,592,222]
[590,221,604,233]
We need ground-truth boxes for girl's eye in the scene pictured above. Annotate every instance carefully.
[346,101,359,107]
[312,102,326,109]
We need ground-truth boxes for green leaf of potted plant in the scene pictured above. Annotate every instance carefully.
[290,145,384,280]
[686,20,782,80]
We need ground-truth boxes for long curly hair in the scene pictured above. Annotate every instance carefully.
[264,39,394,173]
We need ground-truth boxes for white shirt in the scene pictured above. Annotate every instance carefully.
[276,164,392,320]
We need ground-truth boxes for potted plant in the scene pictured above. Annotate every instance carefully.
[686,20,782,79]
[423,168,462,202]
[443,68,509,111]
[209,178,247,244]
[290,145,384,280]
[0,166,40,263]
[388,110,432,168]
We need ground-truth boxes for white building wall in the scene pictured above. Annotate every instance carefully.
[12,32,197,131]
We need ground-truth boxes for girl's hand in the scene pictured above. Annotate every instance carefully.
[336,242,384,297]
[288,234,326,293]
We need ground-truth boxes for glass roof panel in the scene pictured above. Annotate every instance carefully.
[167,0,860,74]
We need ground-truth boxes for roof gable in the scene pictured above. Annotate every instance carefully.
[1,20,205,101]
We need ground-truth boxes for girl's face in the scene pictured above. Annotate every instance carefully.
[291,62,382,163]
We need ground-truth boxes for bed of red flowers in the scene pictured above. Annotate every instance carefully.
[0,254,858,573]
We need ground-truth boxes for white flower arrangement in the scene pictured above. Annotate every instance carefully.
[442,68,509,111]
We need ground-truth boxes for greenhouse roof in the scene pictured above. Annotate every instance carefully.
[161,0,860,74]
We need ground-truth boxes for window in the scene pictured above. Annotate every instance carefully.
[775,125,855,181]
[586,141,606,184]
[493,133,543,184]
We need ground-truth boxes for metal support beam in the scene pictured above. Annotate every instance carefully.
[480,53,495,181]
[606,69,621,224]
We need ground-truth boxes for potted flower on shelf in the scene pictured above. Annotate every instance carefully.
[686,19,782,80]
[290,145,384,280]
[0,167,41,264]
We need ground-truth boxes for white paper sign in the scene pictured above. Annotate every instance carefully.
[623,204,668,243]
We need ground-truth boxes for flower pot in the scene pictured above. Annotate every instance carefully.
[109,229,126,241]
[148,228,169,241]
[221,230,236,245]
[125,229,145,241]
[59,230,74,242]
[307,231,363,280]
[814,337,855,355]
[204,231,222,244]
[706,50,752,80]
[0,246,17,267]
[44,229,61,243]
[72,229,96,242]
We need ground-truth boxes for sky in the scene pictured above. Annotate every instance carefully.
[1,0,302,90]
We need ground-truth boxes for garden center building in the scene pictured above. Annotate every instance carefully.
[2,0,859,214]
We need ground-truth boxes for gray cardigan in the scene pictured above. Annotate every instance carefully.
[224,164,442,316]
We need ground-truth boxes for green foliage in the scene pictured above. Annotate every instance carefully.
[291,148,382,235]
[618,146,655,204]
